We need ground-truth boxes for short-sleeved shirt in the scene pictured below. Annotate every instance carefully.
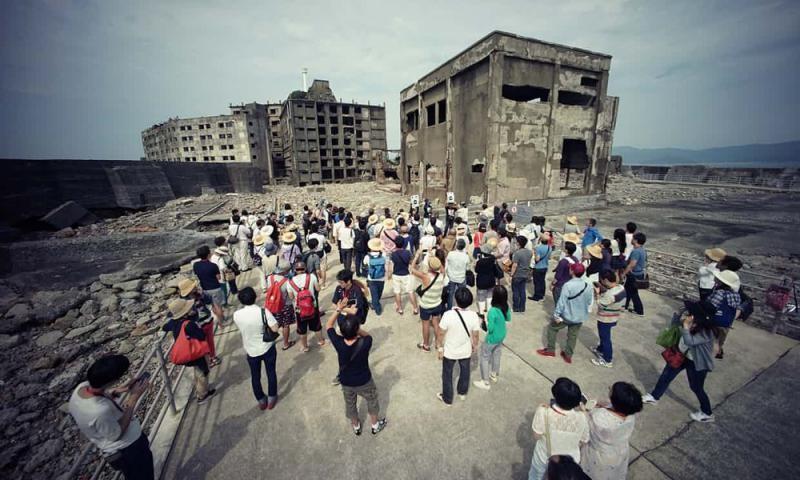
[305,252,321,275]
[339,226,355,249]
[287,273,319,306]
[193,259,221,290]
[68,382,143,455]
[445,250,470,283]
[439,308,481,359]
[512,248,533,279]
[533,244,552,270]
[629,247,647,276]
[364,253,388,281]
[327,328,373,387]
[233,305,278,357]
[391,249,412,276]
[531,404,590,470]
[307,232,326,257]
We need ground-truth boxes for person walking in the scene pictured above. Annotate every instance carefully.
[622,232,648,317]
[473,285,511,390]
[178,278,220,367]
[537,263,593,364]
[339,217,356,272]
[590,271,626,368]
[510,235,532,312]
[162,299,216,404]
[529,234,552,302]
[642,301,717,423]
[68,355,153,480]
[581,218,603,248]
[708,270,741,359]
[363,238,387,315]
[445,239,470,310]
[233,287,279,410]
[436,287,481,405]
[353,219,370,278]
[326,300,388,435]
[697,248,725,301]
[411,252,446,352]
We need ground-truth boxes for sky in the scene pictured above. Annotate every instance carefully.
[1,0,799,160]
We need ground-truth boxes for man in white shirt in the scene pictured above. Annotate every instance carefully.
[287,262,322,352]
[338,217,356,272]
[445,239,471,310]
[233,287,279,410]
[228,214,253,271]
[436,287,481,405]
[68,355,153,480]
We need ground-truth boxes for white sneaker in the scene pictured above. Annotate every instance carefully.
[641,393,658,405]
[591,358,613,368]
[473,380,491,390]
[489,373,499,383]
[458,394,467,401]
[689,411,715,423]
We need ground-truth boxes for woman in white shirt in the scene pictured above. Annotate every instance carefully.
[232,287,279,410]
[228,215,253,271]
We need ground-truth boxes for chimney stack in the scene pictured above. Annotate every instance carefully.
[302,68,308,91]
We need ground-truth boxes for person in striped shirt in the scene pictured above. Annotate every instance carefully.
[591,270,627,368]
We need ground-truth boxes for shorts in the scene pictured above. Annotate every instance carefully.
[419,304,444,321]
[296,311,321,334]
[205,288,225,306]
[476,288,492,304]
[273,303,296,328]
[392,275,413,295]
[342,379,380,419]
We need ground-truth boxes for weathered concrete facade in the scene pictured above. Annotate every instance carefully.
[400,31,619,204]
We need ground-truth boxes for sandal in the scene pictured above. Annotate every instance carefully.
[318,339,326,347]
[281,340,296,351]
[209,357,222,367]
[412,309,419,315]
[301,346,310,353]
[417,343,431,352]
[396,307,404,315]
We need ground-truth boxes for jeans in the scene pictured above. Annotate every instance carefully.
[341,248,354,272]
[446,281,466,310]
[651,359,712,415]
[624,274,644,315]
[354,250,367,277]
[228,278,238,295]
[553,285,563,305]
[368,280,385,315]
[479,341,503,381]
[596,321,616,362]
[220,282,229,305]
[545,321,582,357]
[106,433,154,480]
[531,268,547,300]
[442,357,470,404]
[511,277,527,312]
[246,345,278,402]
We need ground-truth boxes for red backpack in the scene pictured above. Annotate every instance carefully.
[289,275,316,320]
[264,275,288,314]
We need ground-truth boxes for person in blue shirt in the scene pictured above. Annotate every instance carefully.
[623,232,647,316]
[537,262,593,363]
[528,235,552,301]
[581,218,603,248]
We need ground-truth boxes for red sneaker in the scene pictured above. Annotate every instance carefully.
[560,351,572,364]
[536,348,555,357]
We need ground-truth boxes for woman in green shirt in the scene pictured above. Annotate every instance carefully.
[474,285,511,390]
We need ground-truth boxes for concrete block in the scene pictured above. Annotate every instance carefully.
[41,201,98,230]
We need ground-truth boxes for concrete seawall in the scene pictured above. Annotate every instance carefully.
[0,159,264,224]
[623,165,800,189]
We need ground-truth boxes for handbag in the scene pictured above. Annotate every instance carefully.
[656,324,681,348]
[261,308,280,343]
[466,270,475,287]
[415,272,440,298]
[634,273,650,290]
[228,224,241,245]
[661,346,685,368]
[169,320,210,365]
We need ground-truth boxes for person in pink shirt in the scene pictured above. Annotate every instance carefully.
[380,218,399,255]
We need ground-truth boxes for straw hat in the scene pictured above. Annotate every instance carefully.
[262,225,274,237]
[586,243,603,259]
[178,278,198,297]
[168,298,194,319]
[428,257,442,271]
[486,237,498,248]
[424,225,435,235]
[563,233,581,244]
[285,223,298,232]
[368,238,383,252]
[506,222,517,233]
[713,270,741,291]
[253,233,267,246]
[567,215,578,225]
[383,218,396,230]
[368,214,379,224]
[282,231,297,244]
[704,248,727,262]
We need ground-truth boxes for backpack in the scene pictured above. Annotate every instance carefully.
[264,275,287,314]
[289,275,316,319]
[739,287,754,321]
[354,229,369,252]
[368,255,386,279]
[252,246,263,267]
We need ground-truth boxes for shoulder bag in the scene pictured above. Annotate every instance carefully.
[415,272,440,298]
[338,337,365,376]
[228,224,241,245]
[169,320,210,365]
[634,250,650,290]
[455,310,473,343]
[261,308,280,343]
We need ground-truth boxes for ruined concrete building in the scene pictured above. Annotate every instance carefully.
[400,31,619,204]
[141,80,386,187]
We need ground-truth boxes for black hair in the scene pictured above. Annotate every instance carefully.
[196,245,211,259]
[454,286,473,309]
[482,203,488,209]
[413,214,420,221]
[601,238,611,251]
[588,218,596,226]
[610,382,643,416]
[256,219,265,227]
[456,239,466,250]
[231,214,241,223]
[551,377,582,410]
[237,287,257,306]
[505,212,513,223]
[87,354,130,389]
[564,241,576,255]
[633,232,647,245]
[359,219,368,230]
[284,203,292,210]
[719,255,743,272]
[626,222,637,234]
[479,223,487,233]
[231,209,239,214]
[340,316,360,340]
[491,285,509,316]
[308,238,319,249]
[490,219,500,231]
[337,269,353,282]
[397,217,406,227]
[214,236,226,247]
[241,209,249,216]
[516,235,528,249]
[344,217,352,227]
[285,214,294,223]
[501,202,507,209]
[294,261,306,272]
[394,236,405,249]
[686,300,715,334]
[613,228,627,254]
[545,455,591,480]
[600,270,617,283]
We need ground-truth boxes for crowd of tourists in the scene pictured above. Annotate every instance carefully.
[68,199,748,480]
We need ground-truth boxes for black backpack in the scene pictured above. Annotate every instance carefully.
[354,229,369,252]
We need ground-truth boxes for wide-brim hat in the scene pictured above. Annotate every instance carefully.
[586,243,603,259]
[282,231,297,244]
[424,225,435,235]
[168,298,194,319]
[383,218,396,230]
[567,215,578,225]
[506,222,517,233]
[714,270,741,291]
[704,248,726,262]
[262,225,274,237]
[368,238,383,252]
[253,233,267,246]
[368,214,379,224]
[428,257,442,271]
[178,278,198,297]
[563,233,581,244]
[486,237,498,248]
[285,223,298,232]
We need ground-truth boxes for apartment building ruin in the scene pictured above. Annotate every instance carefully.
[400,31,619,204]
[142,80,386,186]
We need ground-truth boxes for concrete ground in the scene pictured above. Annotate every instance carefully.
[161,259,799,480]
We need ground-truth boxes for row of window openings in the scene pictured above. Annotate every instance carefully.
[181,133,235,141]
[179,121,234,131]
[405,99,446,131]
[182,155,239,162]
[184,144,237,152]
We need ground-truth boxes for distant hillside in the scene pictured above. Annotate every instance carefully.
[613,141,800,168]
